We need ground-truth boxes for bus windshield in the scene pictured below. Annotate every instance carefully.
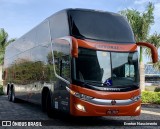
[69,10,135,43]
[74,48,139,87]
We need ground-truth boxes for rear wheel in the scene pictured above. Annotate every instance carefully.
[8,87,12,101]
[11,88,17,103]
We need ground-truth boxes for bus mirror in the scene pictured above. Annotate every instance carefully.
[72,37,78,58]
[136,42,158,63]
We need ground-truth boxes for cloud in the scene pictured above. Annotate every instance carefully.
[0,0,29,5]
[134,0,158,5]
[131,0,160,34]
[154,2,160,18]
[150,2,160,34]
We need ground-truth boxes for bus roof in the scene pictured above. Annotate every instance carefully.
[48,8,135,43]
[5,8,135,60]
[67,8,135,43]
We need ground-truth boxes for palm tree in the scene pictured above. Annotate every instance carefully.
[120,2,159,91]
[0,28,15,64]
[0,28,15,85]
[145,33,160,57]
[145,33,160,70]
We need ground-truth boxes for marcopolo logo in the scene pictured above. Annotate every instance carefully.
[111,100,116,105]
[95,44,119,50]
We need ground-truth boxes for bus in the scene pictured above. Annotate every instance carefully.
[3,9,158,117]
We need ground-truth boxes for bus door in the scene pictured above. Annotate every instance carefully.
[58,55,70,112]
[52,39,71,112]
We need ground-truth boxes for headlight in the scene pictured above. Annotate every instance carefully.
[66,86,94,101]
[76,104,86,111]
[131,95,141,102]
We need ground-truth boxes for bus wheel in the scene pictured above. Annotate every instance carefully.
[8,87,12,101]
[11,88,16,103]
[46,92,53,118]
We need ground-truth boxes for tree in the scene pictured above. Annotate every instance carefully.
[145,33,160,57]
[120,2,159,91]
[145,33,160,70]
[0,28,15,65]
[0,28,15,85]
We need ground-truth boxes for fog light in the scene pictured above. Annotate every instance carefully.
[76,104,86,112]
[135,105,141,112]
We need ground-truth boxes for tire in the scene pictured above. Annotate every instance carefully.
[8,87,12,101]
[11,88,17,103]
[42,94,46,112]
[46,92,53,118]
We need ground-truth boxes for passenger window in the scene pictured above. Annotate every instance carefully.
[52,39,71,81]
[125,64,135,77]
[60,55,70,80]
[54,57,60,75]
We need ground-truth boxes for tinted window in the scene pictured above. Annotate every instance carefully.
[74,48,139,87]
[69,10,135,43]
[30,45,50,62]
[111,52,139,86]
[75,48,111,82]
[61,55,70,80]
[52,41,71,81]
[49,12,69,39]
[36,21,50,45]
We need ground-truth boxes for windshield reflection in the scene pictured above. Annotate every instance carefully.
[74,48,139,87]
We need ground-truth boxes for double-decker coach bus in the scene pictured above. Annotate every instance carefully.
[3,9,158,117]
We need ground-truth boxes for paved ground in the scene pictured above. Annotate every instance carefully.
[0,95,159,129]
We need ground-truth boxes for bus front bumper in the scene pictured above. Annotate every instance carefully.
[70,96,141,116]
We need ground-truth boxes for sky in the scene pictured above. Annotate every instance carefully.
[0,0,160,39]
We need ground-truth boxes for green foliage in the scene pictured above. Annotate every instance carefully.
[154,86,160,92]
[145,33,160,68]
[7,60,54,85]
[0,28,15,65]
[142,91,160,104]
[0,85,3,95]
[120,2,154,42]
[120,3,157,63]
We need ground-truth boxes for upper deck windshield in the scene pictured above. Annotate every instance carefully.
[68,10,135,43]
[74,48,139,89]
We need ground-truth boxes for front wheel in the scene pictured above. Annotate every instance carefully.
[46,92,53,118]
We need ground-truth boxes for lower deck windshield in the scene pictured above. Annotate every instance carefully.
[74,48,139,87]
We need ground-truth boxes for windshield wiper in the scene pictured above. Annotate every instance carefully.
[77,80,110,87]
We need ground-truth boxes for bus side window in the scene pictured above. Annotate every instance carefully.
[54,57,60,75]
[125,64,135,77]
[60,55,70,80]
